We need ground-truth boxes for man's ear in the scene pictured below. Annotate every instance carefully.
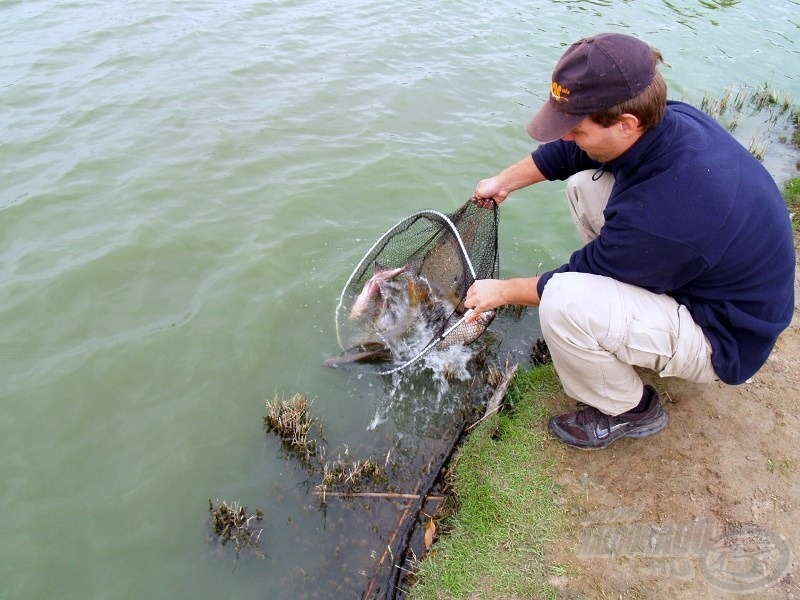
[617,113,643,136]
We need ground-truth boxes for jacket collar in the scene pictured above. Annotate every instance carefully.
[607,102,678,175]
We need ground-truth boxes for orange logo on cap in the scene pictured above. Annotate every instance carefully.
[551,81,570,102]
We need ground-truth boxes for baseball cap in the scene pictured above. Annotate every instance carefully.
[527,33,656,142]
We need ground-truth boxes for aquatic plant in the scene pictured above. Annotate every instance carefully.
[317,456,388,499]
[700,84,792,126]
[264,393,317,459]
[748,135,769,162]
[207,499,265,559]
[486,364,506,390]
[529,338,552,367]
[699,84,795,162]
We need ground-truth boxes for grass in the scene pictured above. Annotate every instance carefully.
[783,110,800,231]
[786,177,800,232]
[783,110,800,234]
[766,457,794,477]
[409,364,564,599]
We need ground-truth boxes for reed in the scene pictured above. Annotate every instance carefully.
[699,83,794,161]
[317,456,388,500]
[264,393,317,459]
[207,499,265,559]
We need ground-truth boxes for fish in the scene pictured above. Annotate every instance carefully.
[322,341,393,368]
[349,265,407,320]
[438,308,496,347]
[327,270,491,369]
[371,274,448,335]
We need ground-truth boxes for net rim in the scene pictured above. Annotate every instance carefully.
[334,208,478,351]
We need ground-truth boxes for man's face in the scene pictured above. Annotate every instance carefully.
[560,117,627,163]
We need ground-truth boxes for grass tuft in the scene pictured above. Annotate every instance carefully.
[207,499,265,559]
[264,393,317,459]
[784,177,800,233]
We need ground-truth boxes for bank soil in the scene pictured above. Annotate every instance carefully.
[543,262,800,598]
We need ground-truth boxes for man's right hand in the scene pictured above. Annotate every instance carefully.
[471,155,547,208]
[472,176,509,208]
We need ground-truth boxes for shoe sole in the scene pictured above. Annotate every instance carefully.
[626,413,669,438]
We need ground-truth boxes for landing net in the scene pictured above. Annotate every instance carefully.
[334,199,499,374]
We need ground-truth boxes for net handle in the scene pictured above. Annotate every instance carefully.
[334,207,478,350]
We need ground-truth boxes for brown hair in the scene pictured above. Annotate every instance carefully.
[589,48,667,132]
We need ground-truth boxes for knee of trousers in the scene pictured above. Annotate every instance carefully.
[565,169,600,194]
[539,273,618,350]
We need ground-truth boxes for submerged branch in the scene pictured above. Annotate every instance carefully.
[313,491,445,501]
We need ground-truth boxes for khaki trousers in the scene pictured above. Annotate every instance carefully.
[539,170,718,415]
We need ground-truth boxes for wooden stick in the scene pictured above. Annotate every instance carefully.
[466,362,519,431]
[315,491,445,501]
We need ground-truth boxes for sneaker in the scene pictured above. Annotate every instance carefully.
[548,385,668,450]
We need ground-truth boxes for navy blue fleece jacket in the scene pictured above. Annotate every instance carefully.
[533,101,795,385]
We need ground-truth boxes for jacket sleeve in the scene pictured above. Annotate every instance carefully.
[531,140,603,181]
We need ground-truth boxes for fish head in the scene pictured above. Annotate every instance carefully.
[349,265,407,320]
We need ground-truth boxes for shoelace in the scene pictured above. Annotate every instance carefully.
[574,404,609,427]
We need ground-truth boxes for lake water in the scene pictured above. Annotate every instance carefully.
[2,1,798,598]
